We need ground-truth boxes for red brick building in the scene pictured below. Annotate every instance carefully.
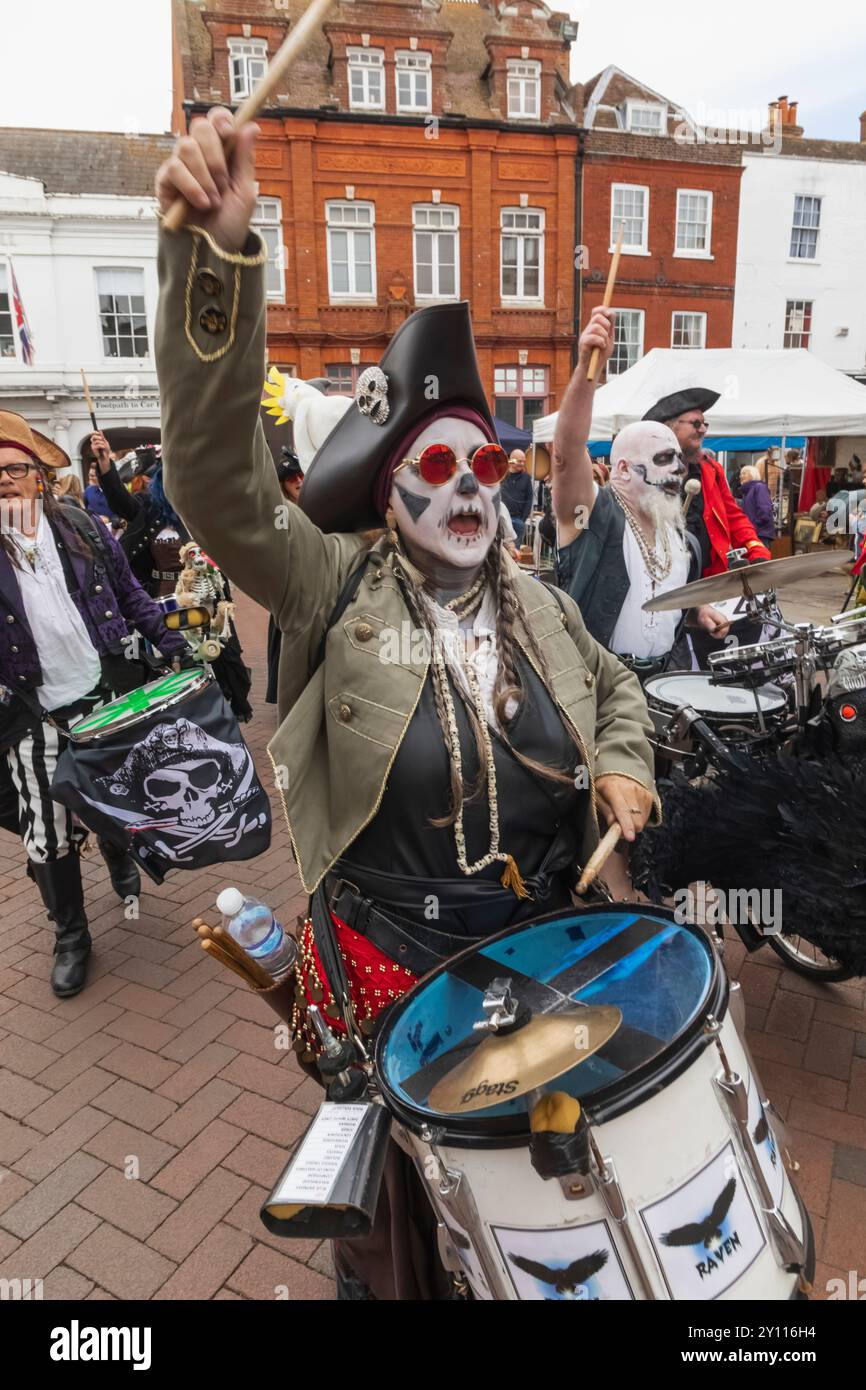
[172,0,582,431]
[574,67,744,377]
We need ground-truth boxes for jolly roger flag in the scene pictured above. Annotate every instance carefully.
[52,671,271,883]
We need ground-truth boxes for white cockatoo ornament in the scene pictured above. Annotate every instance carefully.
[261,369,353,470]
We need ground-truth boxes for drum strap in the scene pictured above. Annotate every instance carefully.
[310,881,358,1033]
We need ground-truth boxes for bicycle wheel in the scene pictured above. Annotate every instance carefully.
[767,932,855,982]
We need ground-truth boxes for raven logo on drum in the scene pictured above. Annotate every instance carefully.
[80,719,262,864]
[661,1177,741,1280]
[508,1250,607,1299]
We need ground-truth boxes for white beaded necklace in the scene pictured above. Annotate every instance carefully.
[611,485,673,584]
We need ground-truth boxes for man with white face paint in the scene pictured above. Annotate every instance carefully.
[552,311,730,671]
[154,110,660,1301]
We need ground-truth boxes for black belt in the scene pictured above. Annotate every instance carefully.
[322,876,484,978]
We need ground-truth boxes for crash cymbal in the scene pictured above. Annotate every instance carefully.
[643,550,855,613]
[427,1005,622,1115]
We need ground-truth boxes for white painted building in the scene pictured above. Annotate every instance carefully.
[0,129,172,474]
[733,134,866,382]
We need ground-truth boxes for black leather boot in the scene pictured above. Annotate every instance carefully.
[98,837,141,902]
[31,854,92,998]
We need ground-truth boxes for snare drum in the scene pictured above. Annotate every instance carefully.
[376,905,812,1301]
[644,671,789,764]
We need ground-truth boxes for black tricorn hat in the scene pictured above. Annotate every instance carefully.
[642,387,720,423]
[277,446,304,482]
[299,301,496,534]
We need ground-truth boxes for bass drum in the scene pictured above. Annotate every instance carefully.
[376,904,813,1301]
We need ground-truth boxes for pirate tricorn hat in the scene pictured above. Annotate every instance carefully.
[642,387,720,423]
[0,410,70,473]
[299,301,496,534]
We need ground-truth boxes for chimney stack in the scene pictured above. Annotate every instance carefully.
[860,110,866,142]
[768,94,803,139]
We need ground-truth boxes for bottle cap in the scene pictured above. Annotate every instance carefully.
[216,887,244,917]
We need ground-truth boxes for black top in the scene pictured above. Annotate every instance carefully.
[685,460,712,575]
[338,651,585,935]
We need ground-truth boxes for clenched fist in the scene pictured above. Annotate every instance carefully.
[576,307,615,376]
[155,108,260,254]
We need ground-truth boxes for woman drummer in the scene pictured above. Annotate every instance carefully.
[154,109,658,1300]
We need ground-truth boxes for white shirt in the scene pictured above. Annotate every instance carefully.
[8,516,102,709]
[425,586,518,728]
[609,507,689,659]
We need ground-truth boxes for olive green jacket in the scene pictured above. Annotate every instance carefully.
[156,225,659,895]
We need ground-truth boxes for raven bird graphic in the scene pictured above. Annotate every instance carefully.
[508,1248,608,1296]
[661,1177,737,1251]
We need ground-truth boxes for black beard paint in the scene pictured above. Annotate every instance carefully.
[632,463,682,495]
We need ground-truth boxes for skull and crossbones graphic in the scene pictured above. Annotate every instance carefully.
[80,718,263,864]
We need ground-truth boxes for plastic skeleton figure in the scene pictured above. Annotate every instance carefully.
[174,542,234,661]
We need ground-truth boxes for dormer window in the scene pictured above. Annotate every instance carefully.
[228,38,268,101]
[348,48,385,111]
[507,60,540,119]
[625,101,665,134]
[396,51,432,113]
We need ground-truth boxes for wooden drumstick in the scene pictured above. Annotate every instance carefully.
[162,0,337,234]
[212,924,274,988]
[201,937,258,986]
[586,223,624,382]
[576,823,621,896]
[81,370,98,431]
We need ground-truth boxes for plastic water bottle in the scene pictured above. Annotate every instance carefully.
[216,888,296,981]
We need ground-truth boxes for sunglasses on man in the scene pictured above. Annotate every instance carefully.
[395,442,510,488]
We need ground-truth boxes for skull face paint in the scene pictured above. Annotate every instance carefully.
[609,421,686,532]
[389,416,500,573]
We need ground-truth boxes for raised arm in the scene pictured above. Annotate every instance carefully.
[90,434,141,524]
[552,308,614,546]
[154,109,364,638]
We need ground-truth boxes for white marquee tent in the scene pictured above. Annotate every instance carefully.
[532,348,866,443]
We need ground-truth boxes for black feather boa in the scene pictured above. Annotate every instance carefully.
[631,751,866,975]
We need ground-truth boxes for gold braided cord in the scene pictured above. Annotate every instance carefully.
[183,238,243,364]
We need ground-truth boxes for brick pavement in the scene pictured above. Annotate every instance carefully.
[0,576,864,1301]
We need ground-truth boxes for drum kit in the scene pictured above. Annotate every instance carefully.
[266,903,814,1300]
[641,548,861,769]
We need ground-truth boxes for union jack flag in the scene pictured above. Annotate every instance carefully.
[10,262,34,365]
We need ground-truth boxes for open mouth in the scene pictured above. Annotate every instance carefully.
[446,503,483,539]
[660,479,682,496]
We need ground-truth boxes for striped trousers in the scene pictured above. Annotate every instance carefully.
[4,690,103,864]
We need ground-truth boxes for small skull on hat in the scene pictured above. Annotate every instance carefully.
[355,366,390,425]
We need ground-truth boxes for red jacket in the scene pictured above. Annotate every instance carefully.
[699,452,772,575]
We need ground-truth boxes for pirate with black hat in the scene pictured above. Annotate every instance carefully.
[642,387,771,577]
[154,107,659,1300]
[642,388,771,664]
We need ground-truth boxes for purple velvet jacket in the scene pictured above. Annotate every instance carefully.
[738,479,776,545]
[0,507,186,696]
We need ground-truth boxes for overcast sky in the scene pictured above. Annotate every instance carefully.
[2,0,863,141]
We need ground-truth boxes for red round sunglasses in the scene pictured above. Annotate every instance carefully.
[396,442,509,488]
